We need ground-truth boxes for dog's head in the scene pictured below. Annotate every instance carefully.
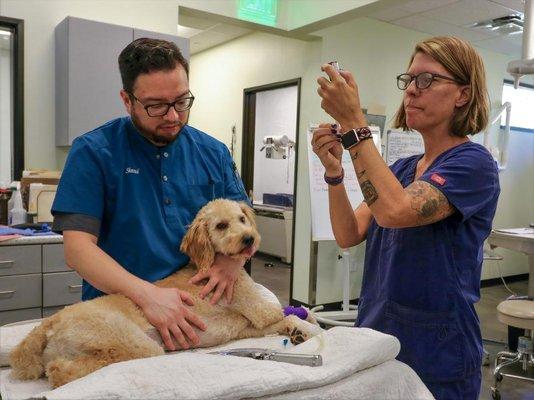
[180,199,261,271]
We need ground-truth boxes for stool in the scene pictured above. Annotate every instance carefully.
[490,300,534,400]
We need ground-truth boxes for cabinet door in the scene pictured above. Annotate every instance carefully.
[56,17,133,145]
[43,244,68,273]
[133,29,190,60]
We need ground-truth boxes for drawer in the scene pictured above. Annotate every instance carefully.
[0,274,42,311]
[0,245,41,276]
[43,243,69,272]
[0,307,42,326]
[43,271,82,307]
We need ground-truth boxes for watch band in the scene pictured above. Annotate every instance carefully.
[324,168,344,186]
[340,127,373,150]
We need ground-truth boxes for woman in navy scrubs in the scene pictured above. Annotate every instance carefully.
[312,36,500,399]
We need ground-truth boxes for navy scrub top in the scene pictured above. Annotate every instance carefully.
[52,117,248,300]
[356,141,500,383]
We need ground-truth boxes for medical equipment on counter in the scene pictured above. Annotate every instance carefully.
[507,0,534,87]
[211,348,323,367]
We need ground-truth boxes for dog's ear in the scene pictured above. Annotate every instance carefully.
[180,217,215,271]
[239,202,256,228]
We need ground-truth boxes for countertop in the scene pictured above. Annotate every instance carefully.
[0,235,63,246]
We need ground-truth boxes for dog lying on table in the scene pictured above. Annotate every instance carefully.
[9,199,321,388]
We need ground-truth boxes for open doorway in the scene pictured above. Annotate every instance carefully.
[241,79,300,305]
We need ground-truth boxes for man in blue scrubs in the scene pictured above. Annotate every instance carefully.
[52,38,250,351]
[313,36,499,399]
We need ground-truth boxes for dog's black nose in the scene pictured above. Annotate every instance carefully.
[242,236,254,247]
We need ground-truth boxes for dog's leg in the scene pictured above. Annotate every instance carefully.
[227,271,285,330]
[46,356,110,388]
[45,337,164,388]
[237,315,322,345]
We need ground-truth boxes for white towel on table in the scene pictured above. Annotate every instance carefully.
[1,327,401,400]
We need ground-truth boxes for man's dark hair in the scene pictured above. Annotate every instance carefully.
[118,38,189,93]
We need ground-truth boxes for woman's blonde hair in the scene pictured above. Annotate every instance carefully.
[393,36,489,137]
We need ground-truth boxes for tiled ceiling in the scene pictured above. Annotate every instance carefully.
[369,0,525,56]
[179,14,252,55]
[180,0,526,57]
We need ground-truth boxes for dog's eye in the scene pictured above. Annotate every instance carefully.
[239,216,246,223]
[216,222,229,230]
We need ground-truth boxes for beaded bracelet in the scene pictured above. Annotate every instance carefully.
[324,168,344,186]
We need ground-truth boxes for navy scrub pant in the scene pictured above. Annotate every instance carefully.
[424,371,481,400]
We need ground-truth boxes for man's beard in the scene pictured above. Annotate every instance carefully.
[131,112,187,146]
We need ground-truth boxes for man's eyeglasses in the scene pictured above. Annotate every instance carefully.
[396,72,466,90]
[128,91,195,117]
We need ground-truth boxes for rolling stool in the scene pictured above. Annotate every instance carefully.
[490,299,534,400]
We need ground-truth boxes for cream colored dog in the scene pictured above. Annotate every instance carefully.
[10,199,321,388]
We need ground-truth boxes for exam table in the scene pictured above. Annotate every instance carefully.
[0,285,433,399]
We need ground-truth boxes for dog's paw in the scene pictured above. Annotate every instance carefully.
[288,327,307,345]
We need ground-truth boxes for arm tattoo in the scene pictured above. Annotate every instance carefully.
[406,181,454,223]
[356,169,366,179]
[360,180,378,206]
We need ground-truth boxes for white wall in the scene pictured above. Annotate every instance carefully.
[0,0,183,171]
[253,86,298,202]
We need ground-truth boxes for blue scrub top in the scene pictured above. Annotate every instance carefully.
[356,141,500,383]
[52,117,248,300]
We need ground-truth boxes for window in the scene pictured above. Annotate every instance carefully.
[501,80,534,132]
[0,16,23,184]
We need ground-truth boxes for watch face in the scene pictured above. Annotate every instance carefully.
[341,130,358,149]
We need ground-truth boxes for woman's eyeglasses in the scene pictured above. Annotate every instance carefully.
[396,72,466,90]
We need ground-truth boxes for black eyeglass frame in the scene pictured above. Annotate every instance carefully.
[396,72,466,90]
[128,91,195,117]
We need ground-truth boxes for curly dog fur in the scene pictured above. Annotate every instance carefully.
[9,199,320,388]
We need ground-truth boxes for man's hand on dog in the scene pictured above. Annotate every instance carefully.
[189,253,246,305]
[140,286,207,351]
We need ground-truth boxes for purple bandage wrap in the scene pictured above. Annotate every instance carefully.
[283,305,308,320]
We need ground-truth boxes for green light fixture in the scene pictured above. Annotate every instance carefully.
[238,0,278,27]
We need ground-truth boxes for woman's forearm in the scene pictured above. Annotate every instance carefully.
[347,139,408,227]
[328,183,366,248]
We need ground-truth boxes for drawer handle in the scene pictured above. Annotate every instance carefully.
[0,290,15,298]
[68,284,82,293]
[0,260,14,268]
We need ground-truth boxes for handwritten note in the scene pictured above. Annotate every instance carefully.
[385,130,424,165]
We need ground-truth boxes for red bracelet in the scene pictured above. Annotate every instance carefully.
[324,168,344,186]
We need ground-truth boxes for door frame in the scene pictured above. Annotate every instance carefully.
[0,16,24,180]
[241,78,301,300]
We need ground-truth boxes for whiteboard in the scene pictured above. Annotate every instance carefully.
[307,126,381,241]
[385,129,424,165]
